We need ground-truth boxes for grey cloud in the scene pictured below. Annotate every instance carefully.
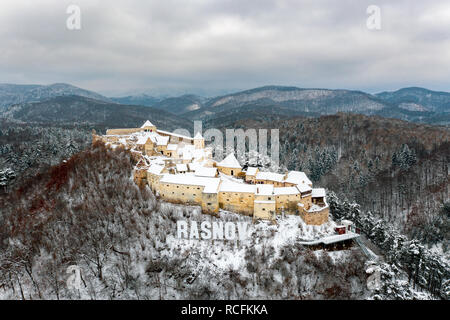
[0,0,449,96]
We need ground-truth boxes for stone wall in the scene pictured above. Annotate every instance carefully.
[159,182,204,205]
[106,128,143,135]
[275,193,301,214]
[299,207,329,225]
[218,191,254,216]
[201,193,219,214]
[217,166,242,177]
[254,201,275,220]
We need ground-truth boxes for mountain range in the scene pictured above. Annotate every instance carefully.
[2,95,191,132]
[0,83,449,127]
[0,83,111,109]
[118,85,450,126]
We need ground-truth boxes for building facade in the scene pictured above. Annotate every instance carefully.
[95,120,329,225]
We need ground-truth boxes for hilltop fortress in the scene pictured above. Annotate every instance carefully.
[94,121,329,225]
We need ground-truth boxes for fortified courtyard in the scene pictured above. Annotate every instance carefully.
[94,121,330,225]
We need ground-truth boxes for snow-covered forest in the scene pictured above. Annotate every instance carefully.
[0,142,373,299]
[220,114,449,258]
[1,142,442,299]
[0,121,91,191]
[0,112,448,300]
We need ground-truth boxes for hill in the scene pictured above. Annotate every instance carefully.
[110,94,206,114]
[110,94,161,107]
[0,83,112,110]
[184,85,388,120]
[178,86,450,125]
[0,142,372,300]
[219,113,449,255]
[2,83,449,125]
[2,95,192,132]
[376,87,450,113]
[151,94,206,115]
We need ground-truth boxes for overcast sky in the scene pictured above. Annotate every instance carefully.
[1,0,449,97]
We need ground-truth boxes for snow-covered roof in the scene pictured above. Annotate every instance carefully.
[246,167,258,176]
[182,150,193,160]
[188,162,201,172]
[311,188,326,198]
[203,179,221,194]
[157,129,193,140]
[217,153,241,168]
[136,135,150,145]
[160,174,220,193]
[297,232,359,245]
[255,171,284,182]
[194,132,203,139]
[167,144,178,151]
[176,164,188,172]
[192,149,206,160]
[296,183,312,194]
[141,120,154,128]
[148,164,165,175]
[156,135,170,146]
[135,131,158,144]
[219,180,256,193]
[284,171,312,186]
[256,184,274,196]
[274,187,300,195]
[195,167,217,178]
[321,232,359,245]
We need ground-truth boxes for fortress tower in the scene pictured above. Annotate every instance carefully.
[194,132,205,149]
[141,120,156,132]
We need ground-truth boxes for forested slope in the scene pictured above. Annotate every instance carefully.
[221,113,449,253]
[0,143,373,300]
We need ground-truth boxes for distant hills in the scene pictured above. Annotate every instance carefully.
[2,95,192,132]
[0,83,111,109]
[151,94,206,115]
[110,94,161,107]
[0,83,449,127]
[114,85,450,125]
[375,87,450,113]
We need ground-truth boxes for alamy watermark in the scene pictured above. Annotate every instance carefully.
[171,120,280,168]
[66,4,81,30]
[366,5,381,30]
[66,265,82,290]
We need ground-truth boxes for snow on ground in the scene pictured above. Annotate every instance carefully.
[164,206,339,276]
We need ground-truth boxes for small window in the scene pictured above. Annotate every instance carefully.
[262,208,266,211]
[268,197,271,200]
[207,203,212,206]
